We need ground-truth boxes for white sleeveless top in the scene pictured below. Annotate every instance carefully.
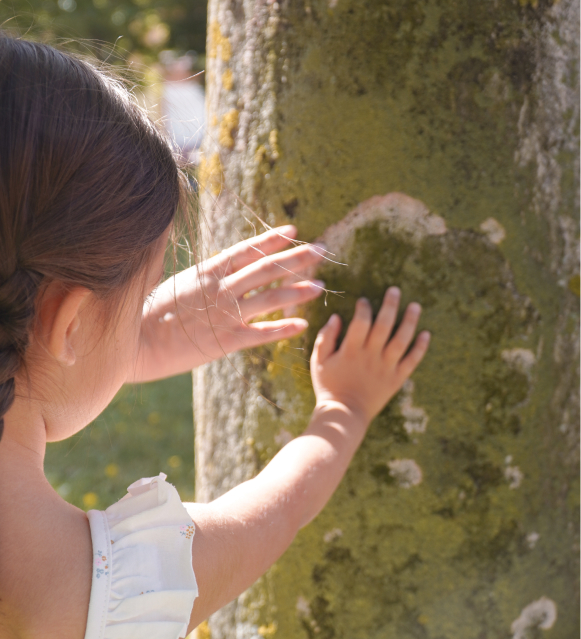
[84,474,198,639]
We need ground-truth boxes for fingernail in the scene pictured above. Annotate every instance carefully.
[310,279,325,289]
[295,318,309,329]
[387,286,400,298]
[327,313,338,325]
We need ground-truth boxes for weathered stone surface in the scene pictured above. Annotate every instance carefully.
[194,1,579,637]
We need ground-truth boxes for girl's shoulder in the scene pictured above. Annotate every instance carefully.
[0,481,92,639]
[0,472,198,639]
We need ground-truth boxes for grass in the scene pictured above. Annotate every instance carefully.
[44,373,195,510]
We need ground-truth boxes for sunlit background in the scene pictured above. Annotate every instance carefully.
[0,0,209,508]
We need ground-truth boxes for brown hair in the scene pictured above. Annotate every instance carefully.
[0,35,184,438]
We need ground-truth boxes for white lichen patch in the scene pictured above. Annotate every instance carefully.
[398,380,429,435]
[511,597,557,639]
[505,465,524,489]
[501,348,536,378]
[323,528,343,543]
[388,459,423,488]
[296,596,322,634]
[296,596,311,617]
[526,532,540,549]
[480,217,506,244]
[312,193,446,269]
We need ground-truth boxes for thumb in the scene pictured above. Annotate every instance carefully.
[312,314,341,364]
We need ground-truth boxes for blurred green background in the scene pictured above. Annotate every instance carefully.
[0,0,207,64]
[0,0,208,509]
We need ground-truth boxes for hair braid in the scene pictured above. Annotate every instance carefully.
[0,269,42,439]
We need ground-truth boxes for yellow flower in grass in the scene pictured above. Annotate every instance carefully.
[147,411,161,426]
[105,463,119,478]
[83,492,98,509]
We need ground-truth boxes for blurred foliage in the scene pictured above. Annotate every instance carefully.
[45,373,196,509]
[0,0,207,64]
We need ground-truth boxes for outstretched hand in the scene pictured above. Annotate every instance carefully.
[131,226,325,382]
[311,287,430,424]
[185,288,430,627]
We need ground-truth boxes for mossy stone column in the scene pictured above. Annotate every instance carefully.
[193,1,579,637]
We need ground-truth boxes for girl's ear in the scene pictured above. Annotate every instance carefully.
[37,284,92,366]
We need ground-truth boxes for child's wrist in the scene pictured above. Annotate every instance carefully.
[313,399,370,430]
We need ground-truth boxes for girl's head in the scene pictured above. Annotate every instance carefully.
[0,36,184,439]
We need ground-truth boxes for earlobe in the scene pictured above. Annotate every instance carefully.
[39,284,92,366]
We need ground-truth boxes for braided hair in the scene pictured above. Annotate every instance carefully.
[0,36,184,439]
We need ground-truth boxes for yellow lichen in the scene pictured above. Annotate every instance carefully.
[207,22,219,58]
[258,622,277,637]
[269,129,280,160]
[195,620,211,639]
[208,21,232,62]
[210,114,218,127]
[197,153,223,195]
[276,339,290,353]
[220,39,232,62]
[255,144,267,165]
[218,109,239,149]
[222,68,234,91]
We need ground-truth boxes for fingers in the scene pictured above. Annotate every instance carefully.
[240,280,325,321]
[240,318,310,349]
[208,226,298,275]
[384,302,422,365]
[224,243,325,297]
[312,314,342,364]
[365,287,400,351]
[340,298,373,353]
[397,331,431,379]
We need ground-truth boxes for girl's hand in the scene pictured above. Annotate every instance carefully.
[311,287,430,424]
[131,226,325,382]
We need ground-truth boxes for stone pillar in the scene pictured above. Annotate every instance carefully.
[194,1,579,637]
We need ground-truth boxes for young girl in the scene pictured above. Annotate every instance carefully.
[0,37,430,639]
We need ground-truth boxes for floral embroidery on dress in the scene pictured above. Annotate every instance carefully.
[179,524,195,539]
[94,550,109,579]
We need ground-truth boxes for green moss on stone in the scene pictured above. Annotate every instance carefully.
[206,0,579,636]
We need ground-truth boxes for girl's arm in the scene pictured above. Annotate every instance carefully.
[185,288,430,629]
[128,226,325,383]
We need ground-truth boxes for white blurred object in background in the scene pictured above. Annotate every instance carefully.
[159,50,205,164]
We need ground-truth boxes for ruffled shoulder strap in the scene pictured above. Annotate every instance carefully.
[84,474,198,639]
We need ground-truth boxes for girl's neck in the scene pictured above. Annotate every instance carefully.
[0,398,48,482]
